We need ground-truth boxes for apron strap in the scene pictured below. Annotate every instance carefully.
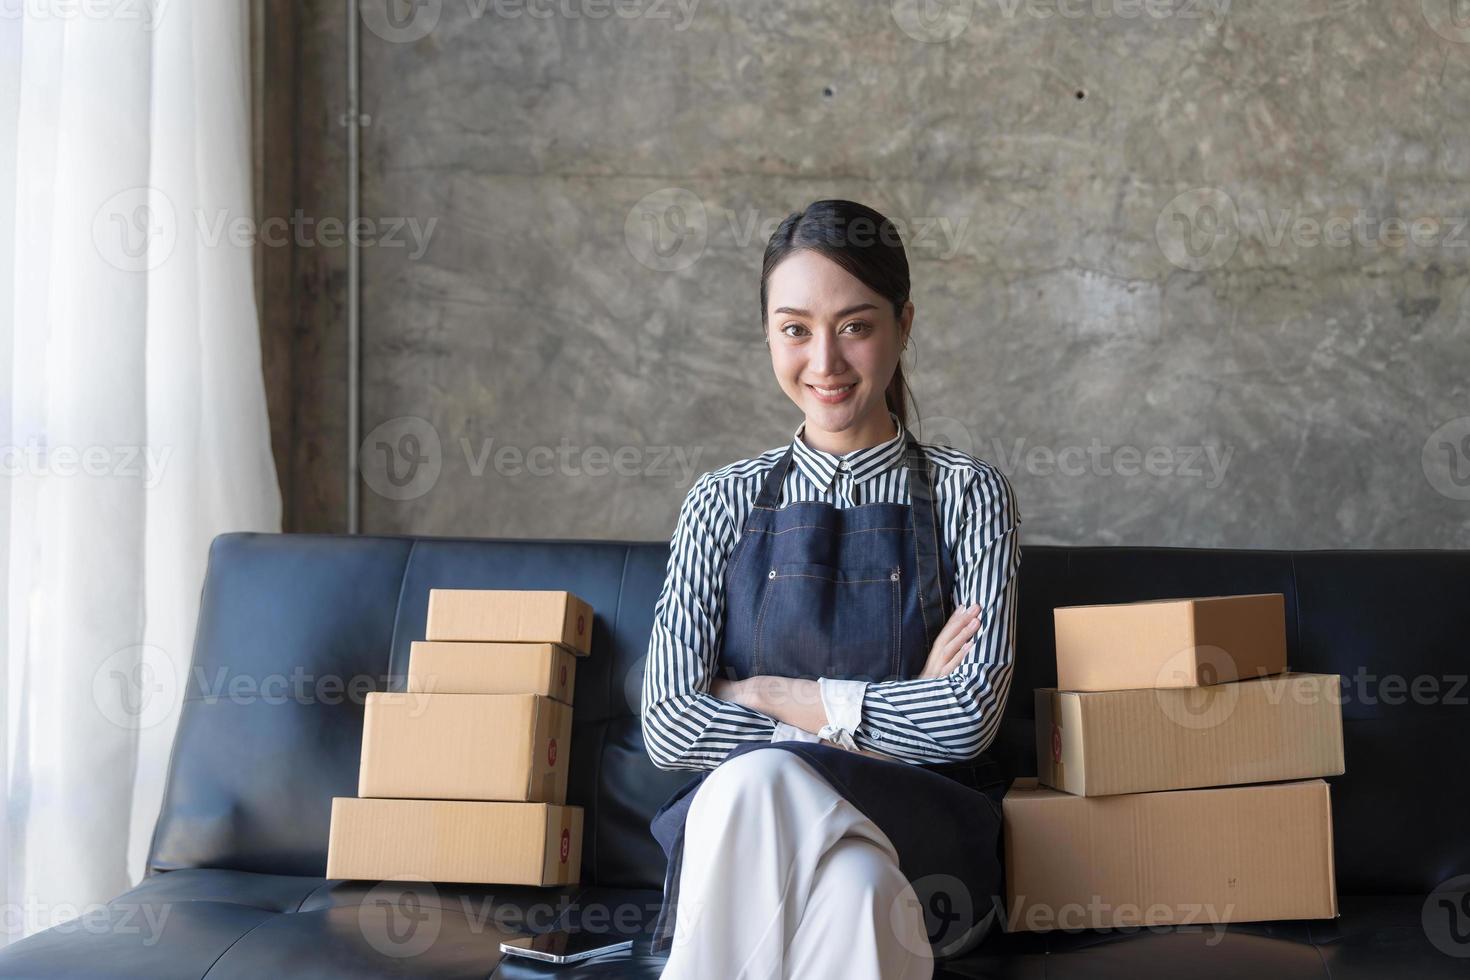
[904,430,951,649]
[751,443,795,514]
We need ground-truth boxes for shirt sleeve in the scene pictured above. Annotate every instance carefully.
[815,677,866,750]
[845,463,1021,764]
[641,472,779,770]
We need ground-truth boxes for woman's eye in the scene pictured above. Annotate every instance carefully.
[777,321,868,337]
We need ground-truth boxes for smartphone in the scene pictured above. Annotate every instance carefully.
[498,930,635,964]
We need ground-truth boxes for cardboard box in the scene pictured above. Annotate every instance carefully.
[408,641,577,704]
[1035,673,1344,796]
[359,692,573,804]
[1003,778,1337,931]
[426,589,594,656]
[1053,593,1288,691]
[326,797,583,886]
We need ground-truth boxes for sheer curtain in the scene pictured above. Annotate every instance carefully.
[1,1,282,945]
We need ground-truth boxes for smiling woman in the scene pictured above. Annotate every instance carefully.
[761,203,917,457]
[642,200,1022,976]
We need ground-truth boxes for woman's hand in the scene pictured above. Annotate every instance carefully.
[918,602,983,679]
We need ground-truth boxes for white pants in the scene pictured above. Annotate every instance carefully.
[658,747,934,980]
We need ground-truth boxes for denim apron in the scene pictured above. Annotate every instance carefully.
[647,429,1010,960]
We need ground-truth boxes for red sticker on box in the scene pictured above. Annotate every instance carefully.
[1051,722,1062,763]
[559,664,568,688]
[576,613,586,636]
[560,828,570,863]
[548,738,558,767]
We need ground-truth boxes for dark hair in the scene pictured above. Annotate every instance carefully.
[760,200,916,430]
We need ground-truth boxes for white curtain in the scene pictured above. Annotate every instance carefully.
[1,1,282,945]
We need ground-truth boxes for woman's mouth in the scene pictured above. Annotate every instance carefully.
[807,382,856,404]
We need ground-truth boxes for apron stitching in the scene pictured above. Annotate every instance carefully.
[743,524,911,536]
[751,569,775,677]
[744,451,788,680]
[728,525,755,595]
[907,442,950,648]
[722,545,756,677]
[891,571,901,679]
[909,489,936,648]
[926,458,948,621]
[772,571,894,584]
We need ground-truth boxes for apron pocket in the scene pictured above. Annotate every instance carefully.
[753,561,902,681]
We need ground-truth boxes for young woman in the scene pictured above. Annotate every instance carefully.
[641,199,1021,979]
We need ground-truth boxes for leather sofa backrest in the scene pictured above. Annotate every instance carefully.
[146,532,1469,896]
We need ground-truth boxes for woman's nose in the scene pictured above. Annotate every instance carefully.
[808,331,846,375]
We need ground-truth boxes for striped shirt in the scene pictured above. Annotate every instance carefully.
[641,410,1022,771]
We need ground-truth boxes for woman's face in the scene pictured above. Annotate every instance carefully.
[764,249,913,449]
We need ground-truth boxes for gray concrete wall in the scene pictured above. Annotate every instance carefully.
[270,0,1470,548]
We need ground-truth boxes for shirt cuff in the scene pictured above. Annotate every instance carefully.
[816,677,869,750]
[771,721,821,743]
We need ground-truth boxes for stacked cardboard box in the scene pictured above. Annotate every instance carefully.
[326,590,594,887]
[1004,593,1345,932]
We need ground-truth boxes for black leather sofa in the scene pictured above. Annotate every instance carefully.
[1,531,1465,978]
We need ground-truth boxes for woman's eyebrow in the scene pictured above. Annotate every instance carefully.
[772,303,880,318]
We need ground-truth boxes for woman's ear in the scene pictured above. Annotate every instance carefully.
[900,301,915,346]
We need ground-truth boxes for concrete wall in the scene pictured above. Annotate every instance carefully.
[263,0,1470,548]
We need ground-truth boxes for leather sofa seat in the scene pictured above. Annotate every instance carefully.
[0,532,1464,977]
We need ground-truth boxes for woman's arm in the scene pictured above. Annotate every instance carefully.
[641,472,780,770]
[739,463,1021,765]
[721,676,904,760]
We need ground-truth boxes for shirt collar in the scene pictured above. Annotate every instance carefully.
[790,411,908,493]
